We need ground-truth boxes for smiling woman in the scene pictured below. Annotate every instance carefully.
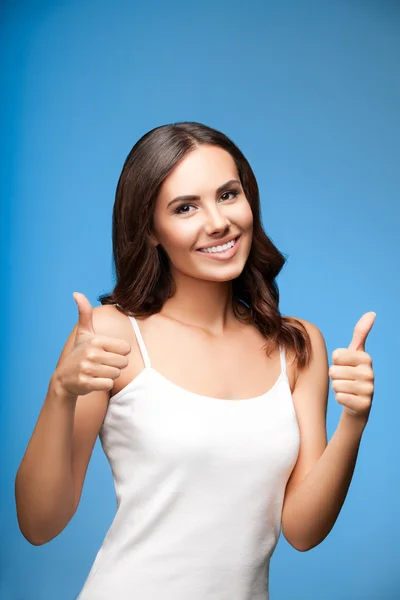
[100,122,312,368]
[17,121,323,600]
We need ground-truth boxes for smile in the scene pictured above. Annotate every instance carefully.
[196,236,242,261]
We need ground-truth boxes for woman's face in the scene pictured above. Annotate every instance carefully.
[151,144,253,283]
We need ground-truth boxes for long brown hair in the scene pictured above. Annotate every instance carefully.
[99,121,312,370]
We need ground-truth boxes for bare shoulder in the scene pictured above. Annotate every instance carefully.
[289,315,325,343]
[89,304,145,396]
[89,304,145,356]
[91,304,132,341]
[286,316,327,381]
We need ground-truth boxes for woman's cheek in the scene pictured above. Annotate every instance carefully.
[164,226,197,258]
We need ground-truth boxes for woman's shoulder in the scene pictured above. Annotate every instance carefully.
[286,315,325,345]
[90,304,136,346]
[284,316,327,382]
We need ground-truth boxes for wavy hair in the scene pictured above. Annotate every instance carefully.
[99,121,311,370]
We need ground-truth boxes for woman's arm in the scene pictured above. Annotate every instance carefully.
[15,313,110,546]
[281,317,373,552]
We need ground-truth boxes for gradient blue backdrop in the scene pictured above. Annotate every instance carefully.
[1,1,399,598]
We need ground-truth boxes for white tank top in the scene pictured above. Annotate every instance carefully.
[77,315,300,600]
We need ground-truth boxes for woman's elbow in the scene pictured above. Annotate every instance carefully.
[284,531,325,553]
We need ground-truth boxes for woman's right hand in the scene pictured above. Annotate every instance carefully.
[53,292,131,398]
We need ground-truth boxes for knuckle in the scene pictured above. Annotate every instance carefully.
[366,370,374,382]
[78,372,87,385]
[332,348,346,362]
[85,348,98,361]
[335,392,345,402]
[361,397,372,411]
[356,364,365,376]
[366,382,374,394]
[81,360,93,375]
[358,364,374,381]
[364,353,373,365]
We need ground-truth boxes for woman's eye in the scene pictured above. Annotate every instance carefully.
[220,190,239,201]
[174,204,195,214]
[173,190,239,215]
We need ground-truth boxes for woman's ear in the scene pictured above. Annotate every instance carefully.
[148,233,160,248]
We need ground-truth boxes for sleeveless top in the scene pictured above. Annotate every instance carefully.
[77,315,300,600]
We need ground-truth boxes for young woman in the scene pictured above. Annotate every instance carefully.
[15,122,375,600]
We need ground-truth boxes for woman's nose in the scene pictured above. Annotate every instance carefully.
[204,206,231,235]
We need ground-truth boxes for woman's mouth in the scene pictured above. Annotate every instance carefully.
[196,235,242,261]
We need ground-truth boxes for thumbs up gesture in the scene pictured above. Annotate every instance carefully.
[55,292,131,398]
[328,312,376,423]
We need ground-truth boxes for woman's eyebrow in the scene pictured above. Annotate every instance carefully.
[166,179,241,209]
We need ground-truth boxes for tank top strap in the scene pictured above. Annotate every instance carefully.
[128,316,151,369]
[279,345,287,378]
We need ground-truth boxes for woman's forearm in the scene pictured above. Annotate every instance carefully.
[282,412,367,551]
[15,375,77,545]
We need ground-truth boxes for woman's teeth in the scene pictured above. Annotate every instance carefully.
[199,238,237,254]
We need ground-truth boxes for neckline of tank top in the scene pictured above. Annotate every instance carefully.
[109,365,289,406]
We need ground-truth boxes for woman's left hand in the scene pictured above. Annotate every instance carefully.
[328,312,376,423]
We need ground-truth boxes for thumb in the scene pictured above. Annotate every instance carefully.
[348,311,376,352]
[73,292,95,339]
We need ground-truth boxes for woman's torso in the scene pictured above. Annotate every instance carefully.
[109,305,298,401]
[76,303,301,600]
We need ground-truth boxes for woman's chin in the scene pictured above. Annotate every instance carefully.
[194,262,246,282]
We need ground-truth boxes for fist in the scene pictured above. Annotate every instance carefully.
[329,312,376,422]
[54,292,131,398]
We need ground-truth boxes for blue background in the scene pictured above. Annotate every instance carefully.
[1,1,399,598]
